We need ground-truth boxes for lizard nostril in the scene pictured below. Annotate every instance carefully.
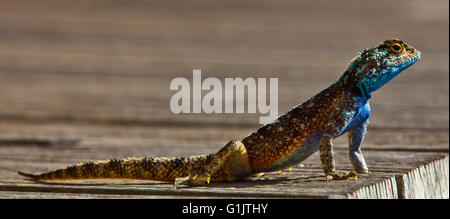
[407,47,416,54]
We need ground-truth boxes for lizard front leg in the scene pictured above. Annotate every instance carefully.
[348,117,370,174]
[320,135,357,180]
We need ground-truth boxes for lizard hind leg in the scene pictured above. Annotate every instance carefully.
[175,140,252,186]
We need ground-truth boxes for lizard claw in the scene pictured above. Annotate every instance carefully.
[188,175,211,185]
[277,167,293,175]
[326,171,358,181]
[357,171,371,175]
[253,172,265,177]
[174,175,211,186]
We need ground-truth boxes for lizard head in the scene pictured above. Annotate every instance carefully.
[343,39,421,98]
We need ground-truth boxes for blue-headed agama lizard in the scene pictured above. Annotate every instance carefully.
[19,39,421,186]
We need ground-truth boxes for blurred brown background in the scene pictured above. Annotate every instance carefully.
[0,0,448,128]
[0,0,448,198]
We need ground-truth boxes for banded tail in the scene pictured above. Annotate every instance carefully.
[18,155,212,182]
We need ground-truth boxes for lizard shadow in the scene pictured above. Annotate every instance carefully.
[20,168,335,189]
[22,174,326,188]
[175,174,327,189]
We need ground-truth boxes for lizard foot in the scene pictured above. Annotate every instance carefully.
[356,170,371,175]
[252,172,265,177]
[175,175,211,186]
[277,167,293,175]
[326,171,358,181]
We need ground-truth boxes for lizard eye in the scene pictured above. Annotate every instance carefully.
[390,43,403,53]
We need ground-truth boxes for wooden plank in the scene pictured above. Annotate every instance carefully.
[1,151,447,199]
[0,191,197,199]
[0,121,447,198]
[395,156,449,199]
[349,156,449,199]
[0,122,447,156]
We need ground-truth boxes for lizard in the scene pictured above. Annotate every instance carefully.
[18,39,421,186]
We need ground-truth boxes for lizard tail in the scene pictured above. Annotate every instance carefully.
[18,155,212,182]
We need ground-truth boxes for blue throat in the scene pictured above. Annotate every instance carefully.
[357,83,372,99]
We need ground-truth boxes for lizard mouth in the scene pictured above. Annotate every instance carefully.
[410,49,421,61]
[392,50,421,68]
[405,46,421,63]
[408,52,421,64]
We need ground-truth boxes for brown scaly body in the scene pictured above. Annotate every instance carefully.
[19,39,421,185]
